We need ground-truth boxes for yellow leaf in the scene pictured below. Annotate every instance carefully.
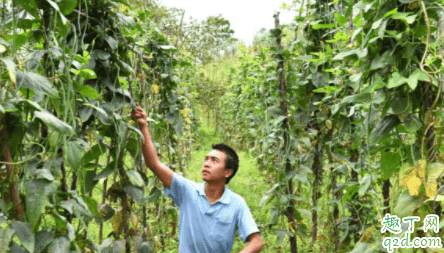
[0,45,6,53]
[407,176,421,196]
[360,225,374,242]
[417,159,426,180]
[110,210,124,237]
[8,68,16,84]
[400,164,415,188]
[151,85,159,94]
[425,182,437,198]
[130,214,140,231]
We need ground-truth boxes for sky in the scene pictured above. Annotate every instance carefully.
[160,0,296,46]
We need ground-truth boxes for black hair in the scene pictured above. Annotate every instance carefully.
[211,143,239,184]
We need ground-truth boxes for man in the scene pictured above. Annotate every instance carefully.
[131,103,263,253]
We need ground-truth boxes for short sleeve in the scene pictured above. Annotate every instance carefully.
[237,199,260,243]
[163,173,193,207]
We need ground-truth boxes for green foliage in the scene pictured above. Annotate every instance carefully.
[0,0,201,251]
[217,0,444,251]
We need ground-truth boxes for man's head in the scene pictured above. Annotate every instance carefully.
[201,143,239,185]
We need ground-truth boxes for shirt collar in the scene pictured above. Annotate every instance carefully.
[198,182,230,205]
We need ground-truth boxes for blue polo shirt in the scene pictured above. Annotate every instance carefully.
[163,173,260,253]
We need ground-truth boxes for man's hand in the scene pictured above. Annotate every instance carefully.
[131,102,147,127]
[239,233,262,253]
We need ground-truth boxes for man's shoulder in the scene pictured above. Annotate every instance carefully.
[226,188,248,207]
[172,173,200,189]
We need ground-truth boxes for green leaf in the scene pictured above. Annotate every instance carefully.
[127,126,145,142]
[158,45,177,51]
[25,180,58,229]
[11,221,35,252]
[82,143,107,165]
[146,186,161,203]
[78,85,101,100]
[35,169,55,181]
[404,114,422,132]
[58,0,77,15]
[334,13,349,27]
[33,110,70,133]
[85,170,99,193]
[46,0,68,25]
[180,61,192,67]
[0,57,16,84]
[113,240,126,253]
[99,238,113,249]
[67,140,84,173]
[138,10,150,21]
[138,242,154,253]
[104,35,118,50]
[60,198,91,217]
[340,93,372,104]
[372,18,383,30]
[84,196,102,219]
[370,50,394,70]
[358,174,372,196]
[313,86,338,95]
[0,199,7,214]
[10,98,43,111]
[380,152,401,180]
[34,231,55,253]
[93,50,111,60]
[126,170,144,188]
[312,23,336,29]
[93,106,112,125]
[174,116,184,137]
[48,236,70,253]
[15,0,39,18]
[16,71,58,97]
[350,242,373,253]
[117,13,135,27]
[333,48,368,60]
[392,13,418,24]
[259,195,270,207]
[388,70,436,90]
[426,163,444,182]
[94,160,117,180]
[9,242,27,252]
[98,204,115,222]
[394,190,425,218]
[408,69,437,90]
[369,115,401,145]
[1,102,19,113]
[78,105,93,122]
[113,0,133,8]
[0,228,15,253]
[123,185,144,203]
[383,8,398,18]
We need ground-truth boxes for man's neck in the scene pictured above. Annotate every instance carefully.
[204,181,225,203]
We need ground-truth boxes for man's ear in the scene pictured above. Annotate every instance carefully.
[225,168,233,178]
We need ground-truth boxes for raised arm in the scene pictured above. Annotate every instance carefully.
[131,103,174,189]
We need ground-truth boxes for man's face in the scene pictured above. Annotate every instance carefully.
[202,149,232,183]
